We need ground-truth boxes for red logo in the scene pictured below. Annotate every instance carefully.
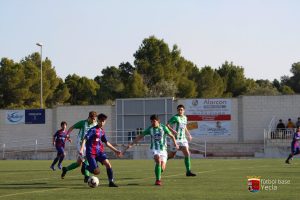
[248,177,260,192]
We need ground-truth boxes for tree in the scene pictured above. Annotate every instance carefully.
[147,80,178,97]
[173,58,199,98]
[196,66,224,98]
[245,79,280,95]
[216,61,248,97]
[0,53,68,108]
[48,78,71,106]
[282,62,300,93]
[0,58,27,108]
[133,36,199,98]
[124,71,148,98]
[65,74,99,105]
[134,36,177,86]
[94,66,125,104]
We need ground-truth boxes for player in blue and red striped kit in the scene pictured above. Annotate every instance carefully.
[285,126,300,164]
[80,113,122,187]
[50,121,71,170]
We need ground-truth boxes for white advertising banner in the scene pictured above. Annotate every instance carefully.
[5,110,25,124]
[184,99,232,136]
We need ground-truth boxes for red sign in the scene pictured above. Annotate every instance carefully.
[187,115,231,121]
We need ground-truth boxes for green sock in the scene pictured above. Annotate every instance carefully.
[155,164,161,180]
[66,162,80,171]
[84,160,90,176]
[184,156,191,172]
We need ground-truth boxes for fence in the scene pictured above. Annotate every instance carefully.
[0,131,207,160]
[263,128,295,155]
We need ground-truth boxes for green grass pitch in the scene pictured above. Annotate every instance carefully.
[0,159,299,200]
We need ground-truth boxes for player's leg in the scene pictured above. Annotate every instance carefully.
[160,151,168,173]
[287,147,300,164]
[61,156,82,179]
[57,148,65,169]
[286,145,298,164]
[81,159,90,183]
[61,142,84,178]
[285,153,293,164]
[167,141,177,159]
[85,156,100,175]
[50,151,60,171]
[101,157,118,187]
[153,154,162,185]
[181,145,196,176]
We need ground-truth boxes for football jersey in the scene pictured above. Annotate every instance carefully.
[84,126,108,156]
[292,132,300,148]
[142,124,171,151]
[53,129,68,148]
[73,119,97,144]
[168,114,187,142]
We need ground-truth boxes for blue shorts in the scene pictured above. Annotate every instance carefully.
[56,146,65,156]
[86,153,108,172]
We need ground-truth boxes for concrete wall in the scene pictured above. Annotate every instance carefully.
[1,95,300,159]
[240,95,300,142]
[0,105,114,150]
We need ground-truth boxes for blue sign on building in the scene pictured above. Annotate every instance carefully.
[25,109,45,124]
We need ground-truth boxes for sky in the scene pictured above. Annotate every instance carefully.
[0,0,299,81]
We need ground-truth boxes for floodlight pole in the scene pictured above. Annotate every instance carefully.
[36,43,43,108]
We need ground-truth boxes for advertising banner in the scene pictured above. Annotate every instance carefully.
[5,110,25,124]
[184,99,231,136]
[25,109,45,124]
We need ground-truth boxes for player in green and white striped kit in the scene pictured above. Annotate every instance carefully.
[167,104,196,177]
[61,111,98,182]
[124,114,178,186]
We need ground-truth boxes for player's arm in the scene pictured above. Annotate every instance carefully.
[105,141,122,157]
[79,138,86,155]
[185,127,192,142]
[166,123,178,136]
[66,134,72,143]
[123,134,144,153]
[168,133,179,150]
[67,125,75,135]
[67,120,83,135]
[52,132,57,146]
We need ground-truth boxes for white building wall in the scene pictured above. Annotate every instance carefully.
[241,95,300,142]
[0,109,53,144]
[1,95,300,150]
[0,105,114,149]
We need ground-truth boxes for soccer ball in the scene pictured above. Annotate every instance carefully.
[87,176,99,188]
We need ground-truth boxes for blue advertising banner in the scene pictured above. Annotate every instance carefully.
[5,110,25,124]
[25,109,45,124]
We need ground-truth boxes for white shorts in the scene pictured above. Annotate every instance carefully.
[152,149,168,163]
[169,139,189,152]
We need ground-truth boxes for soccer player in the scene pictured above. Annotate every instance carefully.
[50,121,71,170]
[166,104,196,176]
[123,114,178,186]
[285,126,300,164]
[61,111,98,182]
[80,113,122,187]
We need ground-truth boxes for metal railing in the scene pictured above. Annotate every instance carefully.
[0,131,207,159]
